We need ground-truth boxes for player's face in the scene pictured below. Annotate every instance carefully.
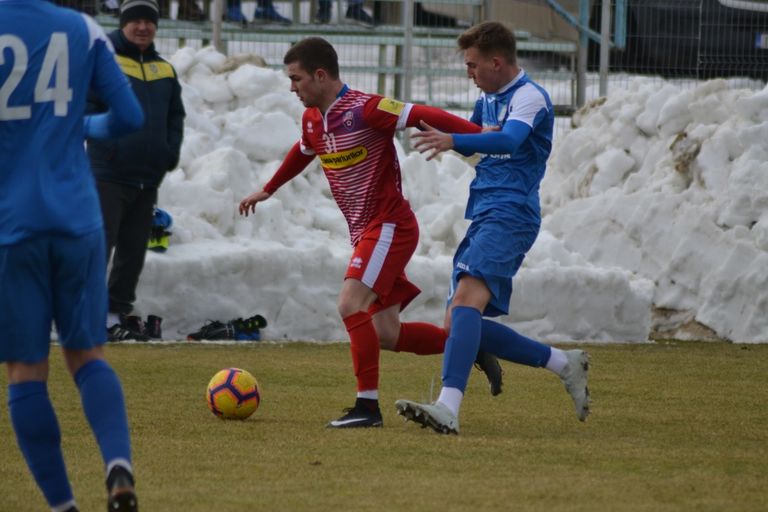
[286,62,322,108]
[122,18,157,51]
[464,46,500,93]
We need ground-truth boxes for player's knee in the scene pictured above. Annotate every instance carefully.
[378,330,398,351]
[337,300,359,320]
[6,360,49,384]
[62,346,104,376]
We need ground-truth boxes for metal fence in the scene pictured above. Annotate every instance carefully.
[590,0,768,81]
[86,1,581,115]
[71,0,768,116]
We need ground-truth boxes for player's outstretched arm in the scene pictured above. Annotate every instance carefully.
[413,119,531,160]
[238,142,314,217]
[84,83,144,139]
[410,121,453,161]
[406,104,481,135]
[452,119,531,156]
[239,190,272,217]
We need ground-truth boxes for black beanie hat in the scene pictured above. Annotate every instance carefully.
[120,0,159,27]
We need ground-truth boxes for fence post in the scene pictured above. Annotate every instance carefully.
[212,0,224,53]
[402,0,414,103]
[614,0,626,50]
[401,0,414,151]
[484,0,494,22]
[576,0,589,107]
[599,0,611,96]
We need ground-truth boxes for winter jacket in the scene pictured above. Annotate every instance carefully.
[87,29,185,189]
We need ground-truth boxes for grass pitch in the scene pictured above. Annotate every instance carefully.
[1,341,767,512]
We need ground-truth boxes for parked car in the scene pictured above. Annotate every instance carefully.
[590,0,768,80]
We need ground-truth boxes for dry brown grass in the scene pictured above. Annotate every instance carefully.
[1,341,767,511]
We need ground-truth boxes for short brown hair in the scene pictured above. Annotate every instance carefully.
[283,37,340,79]
[457,21,517,64]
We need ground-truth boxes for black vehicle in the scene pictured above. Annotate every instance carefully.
[590,0,768,80]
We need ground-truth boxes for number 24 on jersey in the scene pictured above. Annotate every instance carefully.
[0,32,73,121]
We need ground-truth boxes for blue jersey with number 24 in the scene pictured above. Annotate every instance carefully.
[0,0,130,245]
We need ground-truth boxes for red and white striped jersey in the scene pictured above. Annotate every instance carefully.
[299,87,414,245]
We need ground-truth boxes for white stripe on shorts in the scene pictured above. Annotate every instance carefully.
[361,223,395,289]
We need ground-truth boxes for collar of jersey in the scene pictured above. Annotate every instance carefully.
[337,84,350,98]
[496,68,526,96]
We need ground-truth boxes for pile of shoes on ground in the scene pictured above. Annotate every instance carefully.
[108,314,163,342]
[187,314,267,341]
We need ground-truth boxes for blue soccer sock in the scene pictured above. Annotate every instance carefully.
[8,381,74,509]
[75,359,132,472]
[442,306,483,393]
[480,319,551,367]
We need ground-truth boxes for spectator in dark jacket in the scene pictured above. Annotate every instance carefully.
[87,0,185,341]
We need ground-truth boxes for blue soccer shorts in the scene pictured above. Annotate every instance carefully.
[0,230,108,363]
[448,209,540,317]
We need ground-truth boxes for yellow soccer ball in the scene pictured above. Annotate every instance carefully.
[206,368,261,419]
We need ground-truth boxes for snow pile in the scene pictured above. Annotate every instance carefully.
[131,47,766,343]
[542,78,768,342]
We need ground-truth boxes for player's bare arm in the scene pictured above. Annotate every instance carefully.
[412,121,502,160]
[411,121,454,161]
[239,142,315,217]
[239,190,271,217]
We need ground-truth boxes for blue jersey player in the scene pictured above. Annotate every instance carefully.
[396,21,591,434]
[1,0,143,510]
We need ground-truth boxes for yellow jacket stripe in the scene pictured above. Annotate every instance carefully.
[116,55,175,82]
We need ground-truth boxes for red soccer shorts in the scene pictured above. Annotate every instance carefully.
[345,216,421,314]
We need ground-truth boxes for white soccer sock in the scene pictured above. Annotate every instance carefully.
[546,347,568,375]
[357,390,378,400]
[106,458,133,479]
[437,387,463,416]
[51,499,78,512]
[106,312,120,328]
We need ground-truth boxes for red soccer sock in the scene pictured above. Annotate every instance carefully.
[394,322,448,355]
[343,311,380,393]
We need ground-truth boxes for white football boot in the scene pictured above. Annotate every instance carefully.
[560,349,591,421]
[395,399,459,435]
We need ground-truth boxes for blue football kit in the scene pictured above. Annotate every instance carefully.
[450,70,554,317]
[1,2,142,509]
[397,65,590,425]
[0,0,131,246]
[0,0,141,362]
[441,70,555,394]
